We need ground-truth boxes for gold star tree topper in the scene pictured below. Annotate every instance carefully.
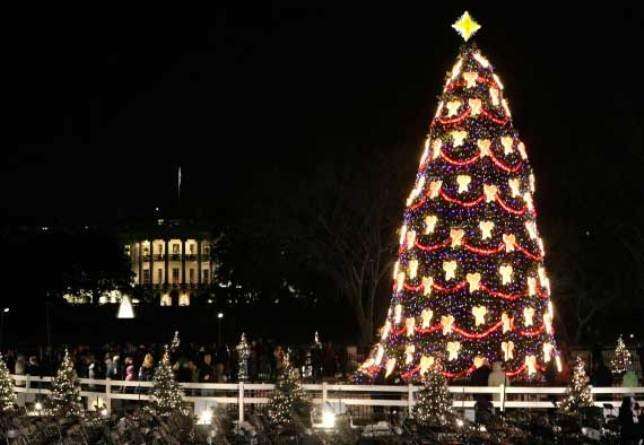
[452,11,481,42]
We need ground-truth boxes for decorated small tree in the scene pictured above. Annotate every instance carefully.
[266,354,310,427]
[0,353,17,412]
[48,349,83,417]
[149,346,184,414]
[413,360,452,427]
[560,356,593,412]
[236,332,250,382]
[609,335,632,376]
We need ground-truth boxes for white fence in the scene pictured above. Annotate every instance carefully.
[11,375,644,422]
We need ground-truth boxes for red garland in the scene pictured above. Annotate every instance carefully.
[462,242,505,255]
[440,189,484,208]
[440,150,480,166]
[488,150,522,173]
[495,195,528,216]
[453,320,503,339]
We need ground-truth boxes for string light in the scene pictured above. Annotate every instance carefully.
[358,34,559,383]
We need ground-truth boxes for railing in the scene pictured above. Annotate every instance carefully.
[10,375,643,423]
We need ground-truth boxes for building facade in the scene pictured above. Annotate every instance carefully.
[123,219,216,306]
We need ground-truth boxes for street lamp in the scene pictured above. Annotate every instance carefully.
[217,312,224,345]
[0,307,10,350]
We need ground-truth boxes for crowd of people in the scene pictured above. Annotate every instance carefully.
[3,337,357,387]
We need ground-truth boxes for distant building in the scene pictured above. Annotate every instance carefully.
[123,218,216,306]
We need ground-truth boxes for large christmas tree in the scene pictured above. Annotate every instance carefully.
[358,12,558,382]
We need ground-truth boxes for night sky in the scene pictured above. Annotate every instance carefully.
[4,5,643,226]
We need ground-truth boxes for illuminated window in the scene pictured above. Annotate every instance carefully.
[179,293,190,306]
[189,244,195,254]
[172,244,180,254]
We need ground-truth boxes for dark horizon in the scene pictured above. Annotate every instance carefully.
[4,5,643,227]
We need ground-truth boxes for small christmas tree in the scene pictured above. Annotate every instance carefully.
[236,333,250,382]
[149,346,184,414]
[48,349,83,416]
[609,335,632,375]
[0,353,17,412]
[267,354,310,427]
[560,356,593,412]
[413,360,452,426]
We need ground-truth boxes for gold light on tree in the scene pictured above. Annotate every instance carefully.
[358,12,559,382]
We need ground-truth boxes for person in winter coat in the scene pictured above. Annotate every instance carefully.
[138,353,155,381]
[488,361,507,402]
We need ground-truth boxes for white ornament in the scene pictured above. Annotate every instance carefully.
[501,312,513,333]
[508,177,521,197]
[501,341,515,361]
[527,277,537,296]
[385,358,396,377]
[450,228,465,248]
[394,303,403,324]
[463,71,478,88]
[399,225,407,245]
[421,308,433,328]
[501,136,514,155]
[543,342,554,363]
[406,230,416,250]
[523,192,534,212]
[434,101,444,118]
[405,344,415,364]
[396,272,405,292]
[406,317,416,337]
[474,356,487,368]
[529,174,535,192]
[422,276,433,296]
[472,305,487,326]
[517,142,527,159]
[492,73,504,90]
[489,87,500,106]
[419,356,435,375]
[483,184,498,203]
[523,307,535,327]
[466,272,481,292]
[525,355,537,376]
[477,139,491,157]
[525,221,537,239]
[441,315,455,335]
[374,344,384,365]
[450,58,463,79]
[446,341,461,361]
[446,100,462,117]
[479,220,495,239]
[408,259,419,279]
[468,98,482,116]
[406,176,426,206]
[544,309,554,335]
[499,264,513,285]
[432,139,442,159]
[502,98,512,116]
[424,215,438,234]
[420,139,430,165]
[473,52,490,68]
[381,321,391,340]
[456,175,471,193]
[450,130,468,147]
[429,180,443,199]
[443,260,457,281]
[502,233,516,253]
